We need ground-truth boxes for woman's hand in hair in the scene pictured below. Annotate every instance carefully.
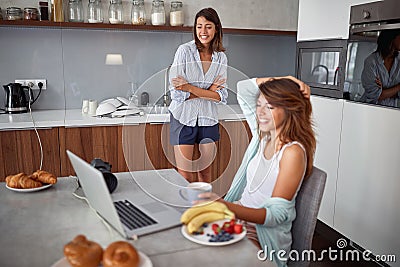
[256,76,311,99]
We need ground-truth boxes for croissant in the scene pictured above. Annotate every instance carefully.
[5,174,22,189]
[31,170,57,184]
[6,173,43,189]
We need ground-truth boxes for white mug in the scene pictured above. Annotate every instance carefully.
[88,99,98,115]
[179,182,212,204]
[82,99,89,114]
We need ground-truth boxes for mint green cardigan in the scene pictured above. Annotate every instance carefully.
[224,78,297,267]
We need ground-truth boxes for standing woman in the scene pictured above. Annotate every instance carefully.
[360,29,400,107]
[168,8,228,182]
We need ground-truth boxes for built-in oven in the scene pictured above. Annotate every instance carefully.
[296,39,347,99]
[346,0,400,108]
[296,0,400,107]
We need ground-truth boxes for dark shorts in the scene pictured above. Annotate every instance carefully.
[169,113,220,146]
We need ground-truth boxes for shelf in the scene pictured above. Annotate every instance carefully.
[0,20,297,36]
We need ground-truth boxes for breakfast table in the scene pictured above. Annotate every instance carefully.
[0,171,276,267]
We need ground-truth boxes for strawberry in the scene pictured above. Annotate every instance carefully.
[222,222,234,234]
[212,223,221,234]
[233,223,243,234]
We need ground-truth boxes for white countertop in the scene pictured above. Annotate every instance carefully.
[0,105,245,130]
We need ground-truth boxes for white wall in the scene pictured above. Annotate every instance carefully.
[1,0,299,30]
[297,0,377,41]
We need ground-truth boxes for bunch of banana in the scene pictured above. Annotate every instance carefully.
[181,201,235,234]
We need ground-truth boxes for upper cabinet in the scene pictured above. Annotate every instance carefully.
[297,0,376,41]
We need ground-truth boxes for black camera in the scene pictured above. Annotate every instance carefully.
[90,158,118,193]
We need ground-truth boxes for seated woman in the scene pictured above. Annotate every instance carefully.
[199,76,315,267]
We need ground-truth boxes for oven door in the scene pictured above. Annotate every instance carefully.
[296,39,347,98]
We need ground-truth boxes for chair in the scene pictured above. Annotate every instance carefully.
[288,166,327,267]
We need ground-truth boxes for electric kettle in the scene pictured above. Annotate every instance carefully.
[3,83,39,113]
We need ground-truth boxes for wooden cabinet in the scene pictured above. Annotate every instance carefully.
[142,120,251,195]
[0,120,251,185]
[59,125,145,176]
[144,123,175,170]
[213,120,251,196]
[0,128,61,181]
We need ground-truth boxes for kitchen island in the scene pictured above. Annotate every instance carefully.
[0,171,273,267]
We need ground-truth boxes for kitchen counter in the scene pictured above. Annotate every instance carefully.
[0,105,245,130]
[0,171,272,267]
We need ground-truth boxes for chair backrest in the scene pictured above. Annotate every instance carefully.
[288,166,327,267]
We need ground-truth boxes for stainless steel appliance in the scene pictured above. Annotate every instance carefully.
[3,83,39,113]
[345,0,400,105]
[350,0,400,36]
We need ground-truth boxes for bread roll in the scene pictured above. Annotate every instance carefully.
[103,241,139,267]
[64,235,103,267]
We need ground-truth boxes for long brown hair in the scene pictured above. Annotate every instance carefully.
[258,79,316,178]
[193,8,225,53]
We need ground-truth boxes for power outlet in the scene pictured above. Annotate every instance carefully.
[15,79,47,90]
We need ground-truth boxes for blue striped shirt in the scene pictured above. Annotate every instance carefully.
[360,52,400,107]
[168,40,228,126]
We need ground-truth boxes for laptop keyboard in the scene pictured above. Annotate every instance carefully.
[114,200,157,230]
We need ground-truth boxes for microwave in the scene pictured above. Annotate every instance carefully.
[296,39,348,99]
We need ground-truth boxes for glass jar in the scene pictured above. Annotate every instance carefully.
[39,1,49,21]
[88,0,103,23]
[108,0,124,24]
[68,0,84,22]
[0,8,3,20]
[151,0,165,26]
[6,7,23,20]
[131,0,146,25]
[24,7,39,20]
[170,1,183,26]
[52,0,64,22]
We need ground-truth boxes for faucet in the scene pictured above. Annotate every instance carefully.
[311,64,329,84]
[163,65,171,107]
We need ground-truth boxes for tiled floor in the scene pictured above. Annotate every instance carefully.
[310,231,383,267]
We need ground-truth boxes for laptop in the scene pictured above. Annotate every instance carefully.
[66,150,184,240]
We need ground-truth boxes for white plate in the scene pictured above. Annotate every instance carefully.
[51,251,152,267]
[5,183,52,193]
[181,219,246,246]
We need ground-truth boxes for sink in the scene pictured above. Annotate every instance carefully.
[142,106,169,115]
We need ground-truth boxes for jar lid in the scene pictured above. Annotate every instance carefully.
[133,0,144,4]
[171,1,182,7]
[6,7,22,14]
[110,0,122,3]
[24,7,39,12]
[7,7,22,11]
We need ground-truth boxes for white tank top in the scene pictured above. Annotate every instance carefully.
[240,138,305,208]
